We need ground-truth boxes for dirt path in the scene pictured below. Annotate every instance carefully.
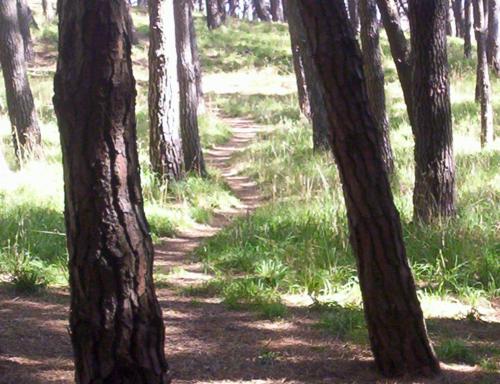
[0,116,498,384]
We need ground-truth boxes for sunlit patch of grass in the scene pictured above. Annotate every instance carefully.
[436,339,477,365]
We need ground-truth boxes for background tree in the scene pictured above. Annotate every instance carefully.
[359,0,395,174]
[16,0,33,61]
[149,0,184,181]
[473,0,494,146]
[53,0,169,382]
[410,0,456,223]
[254,0,272,21]
[270,0,284,21]
[465,0,473,57]
[286,2,330,151]
[288,28,311,119]
[376,0,415,132]
[176,0,207,176]
[206,0,226,29]
[452,0,465,37]
[487,0,500,75]
[291,0,441,376]
[190,10,205,113]
[348,0,360,33]
[0,0,41,162]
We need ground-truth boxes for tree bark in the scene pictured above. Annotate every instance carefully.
[291,1,441,377]
[452,0,465,37]
[286,1,330,151]
[16,0,33,62]
[206,0,225,29]
[487,0,500,75]
[465,0,473,57]
[473,0,495,146]
[348,0,360,33]
[149,0,184,181]
[288,28,311,120]
[190,10,205,113]
[375,0,415,134]
[228,0,240,16]
[270,0,284,21]
[409,0,456,223]
[53,1,170,382]
[254,0,272,21]
[359,0,395,175]
[175,0,207,176]
[0,0,41,163]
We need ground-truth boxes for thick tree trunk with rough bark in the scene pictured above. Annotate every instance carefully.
[175,0,206,176]
[149,0,184,181]
[53,1,170,382]
[359,0,395,174]
[465,0,473,57]
[452,0,465,37]
[0,0,41,162]
[206,0,225,29]
[16,0,33,61]
[293,1,441,377]
[286,1,330,151]
[474,0,495,146]
[410,0,456,223]
[487,0,500,75]
[270,0,284,21]
[348,0,360,33]
[254,0,272,21]
[375,0,415,133]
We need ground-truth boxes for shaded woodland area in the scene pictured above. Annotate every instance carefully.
[0,0,498,383]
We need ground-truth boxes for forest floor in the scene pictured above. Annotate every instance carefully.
[0,112,499,384]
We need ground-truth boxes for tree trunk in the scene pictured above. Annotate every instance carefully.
[447,0,454,35]
[474,0,495,146]
[291,1,441,377]
[175,0,207,176]
[487,0,500,75]
[190,10,205,113]
[410,0,456,223]
[206,0,225,29]
[359,0,395,175]
[288,27,311,119]
[270,0,284,21]
[149,0,184,181]
[16,0,33,62]
[42,0,50,20]
[254,0,272,21]
[286,2,330,151]
[228,0,240,16]
[465,0,473,57]
[452,0,465,37]
[348,0,360,33]
[0,0,41,163]
[53,1,170,382]
[375,0,415,134]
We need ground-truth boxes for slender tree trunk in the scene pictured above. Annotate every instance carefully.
[175,0,207,176]
[291,1,441,377]
[348,0,360,33]
[375,0,415,134]
[410,0,456,223]
[254,0,272,21]
[16,0,33,62]
[474,0,495,146]
[452,0,465,37]
[465,0,473,57]
[447,0,454,35]
[286,2,330,151]
[228,0,239,16]
[149,0,184,181]
[42,0,50,20]
[206,0,225,29]
[288,29,311,119]
[270,0,284,21]
[0,0,41,163]
[190,11,205,113]
[359,0,395,175]
[53,1,169,382]
[487,0,500,75]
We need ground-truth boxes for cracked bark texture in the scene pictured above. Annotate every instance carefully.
[0,0,41,162]
[175,0,207,176]
[473,0,495,146]
[149,0,183,181]
[293,0,441,377]
[410,0,456,222]
[53,1,169,382]
[359,0,395,175]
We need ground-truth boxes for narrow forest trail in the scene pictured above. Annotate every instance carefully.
[0,114,498,384]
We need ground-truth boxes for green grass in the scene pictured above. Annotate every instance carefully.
[436,339,478,365]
